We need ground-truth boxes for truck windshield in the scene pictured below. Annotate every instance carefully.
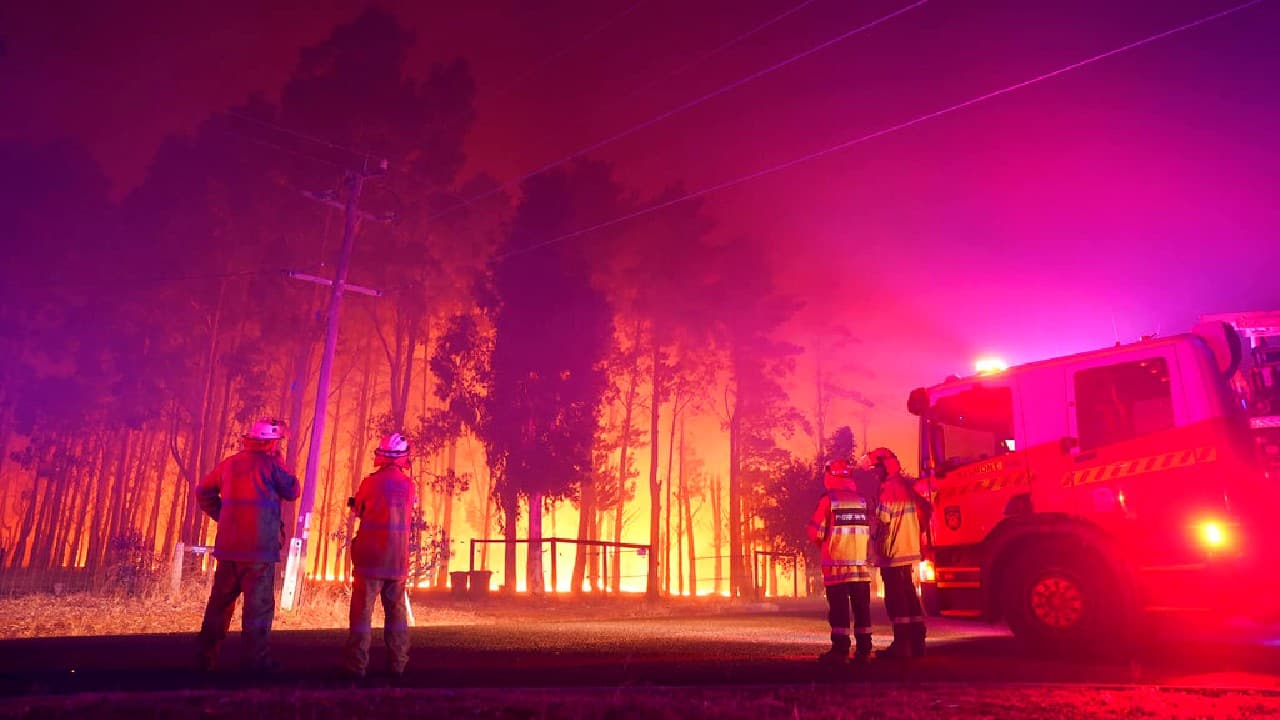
[928,386,1015,474]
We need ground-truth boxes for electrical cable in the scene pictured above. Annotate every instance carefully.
[496,0,1263,261]
[431,0,929,220]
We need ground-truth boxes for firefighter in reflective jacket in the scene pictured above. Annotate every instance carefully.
[865,447,929,659]
[196,417,300,672]
[343,432,417,678]
[807,458,874,664]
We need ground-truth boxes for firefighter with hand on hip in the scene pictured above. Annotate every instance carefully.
[343,432,418,678]
[196,417,300,672]
[807,457,875,665]
[865,447,929,659]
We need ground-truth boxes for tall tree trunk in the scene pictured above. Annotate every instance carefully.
[314,381,344,580]
[662,401,677,595]
[32,445,70,570]
[101,430,137,571]
[10,472,40,568]
[527,490,544,594]
[125,430,157,536]
[182,281,226,544]
[383,313,420,429]
[43,441,82,570]
[711,472,723,595]
[479,464,494,571]
[160,417,184,560]
[612,358,639,593]
[163,460,185,556]
[283,338,316,542]
[646,341,661,599]
[144,430,169,553]
[726,364,753,598]
[339,344,376,582]
[681,417,696,596]
[83,436,117,575]
[501,482,518,594]
[728,400,741,597]
[63,447,97,569]
[435,439,458,588]
[0,411,13,544]
[570,461,596,594]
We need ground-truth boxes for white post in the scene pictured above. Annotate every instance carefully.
[169,541,185,602]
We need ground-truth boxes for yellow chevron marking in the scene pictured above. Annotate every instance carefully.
[1063,446,1218,488]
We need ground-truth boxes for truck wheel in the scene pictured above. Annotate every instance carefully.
[1001,544,1124,652]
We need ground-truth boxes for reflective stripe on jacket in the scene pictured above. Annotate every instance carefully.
[197,450,300,563]
[351,464,416,580]
[808,487,873,585]
[875,476,926,567]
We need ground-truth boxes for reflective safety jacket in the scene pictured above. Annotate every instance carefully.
[351,464,417,580]
[197,450,300,563]
[874,475,928,567]
[808,482,873,585]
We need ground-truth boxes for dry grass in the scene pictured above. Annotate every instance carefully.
[0,586,484,640]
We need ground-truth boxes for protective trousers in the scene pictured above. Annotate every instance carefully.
[344,576,410,676]
[198,560,277,670]
[880,564,926,658]
[823,581,872,661]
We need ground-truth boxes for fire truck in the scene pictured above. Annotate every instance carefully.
[1201,311,1280,480]
[908,322,1278,649]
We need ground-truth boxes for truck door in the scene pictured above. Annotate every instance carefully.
[929,382,1024,548]
[1063,347,1185,536]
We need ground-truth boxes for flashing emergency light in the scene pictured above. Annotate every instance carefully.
[974,357,1008,375]
[918,559,936,583]
[1196,519,1231,551]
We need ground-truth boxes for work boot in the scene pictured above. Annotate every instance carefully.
[817,633,851,665]
[911,622,927,658]
[853,633,873,664]
[877,623,915,660]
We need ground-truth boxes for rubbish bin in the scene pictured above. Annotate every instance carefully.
[449,571,469,598]
[468,570,493,599]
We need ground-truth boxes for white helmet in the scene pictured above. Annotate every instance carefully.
[375,432,410,458]
[245,417,285,440]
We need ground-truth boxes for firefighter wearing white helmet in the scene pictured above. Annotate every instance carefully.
[863,447,930,659]
[344,431,417,678]
[196,417,300,672]
[807,457,875,665]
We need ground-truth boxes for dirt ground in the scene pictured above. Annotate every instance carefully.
[2,592,1280,718]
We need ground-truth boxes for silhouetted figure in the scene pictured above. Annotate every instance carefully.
[343,432,417,678]
[808,458,874,665]
[196,417,299,671]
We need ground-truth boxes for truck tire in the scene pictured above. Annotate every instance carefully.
[1000,544,1126,653]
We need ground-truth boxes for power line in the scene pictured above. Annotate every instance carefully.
[224,110,375,162]
[548,0,822,130]
[431,0,928,221]
[497,0,1263,261]
[217,127,350,170]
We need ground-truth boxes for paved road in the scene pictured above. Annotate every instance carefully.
[2,601,1278,695]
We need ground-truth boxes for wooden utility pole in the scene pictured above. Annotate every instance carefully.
[281,160,390,610]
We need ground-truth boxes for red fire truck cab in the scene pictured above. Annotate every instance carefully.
[908,322,1277,649]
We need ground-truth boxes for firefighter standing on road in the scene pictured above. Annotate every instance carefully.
[196,417,300,672]
[865,447,929,659]
[807,458,875,664]
[343,432,417,678]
